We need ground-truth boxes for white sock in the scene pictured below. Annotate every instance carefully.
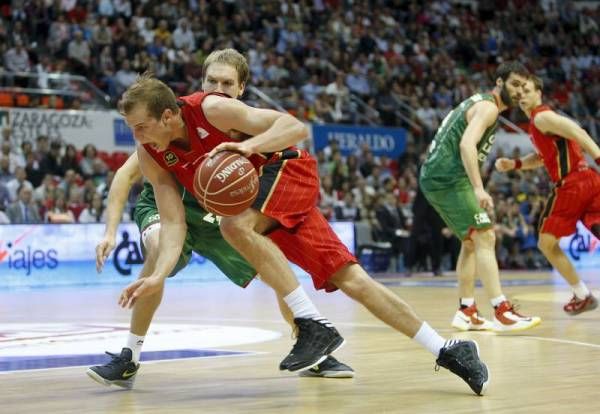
[571,281,590,300]
[491,295,507,308]
[413,322,447,357]
[460,297,475,307]
[283,286,322,320]
[127,333,145,363]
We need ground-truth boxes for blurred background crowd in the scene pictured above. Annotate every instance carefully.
[1,0,599,274]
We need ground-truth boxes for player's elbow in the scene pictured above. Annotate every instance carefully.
[287,115,309,141]
[458,141,474,155]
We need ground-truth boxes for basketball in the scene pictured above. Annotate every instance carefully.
[193,151,259,217]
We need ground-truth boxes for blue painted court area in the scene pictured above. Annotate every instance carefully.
[0,349,249,372]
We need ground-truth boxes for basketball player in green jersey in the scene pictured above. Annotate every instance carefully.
[87,53,353,389]
[420,61,541,332]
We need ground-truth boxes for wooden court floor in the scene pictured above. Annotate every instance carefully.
[1,270,599,414]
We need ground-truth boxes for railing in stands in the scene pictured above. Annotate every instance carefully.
[0,71,111,109]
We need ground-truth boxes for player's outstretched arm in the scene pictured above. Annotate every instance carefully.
[535,111,600,160]
[495,152,543,172]
[96,152,143,272]
[203,95,308,157]
[119,146,186,309]
[459,101,498,208]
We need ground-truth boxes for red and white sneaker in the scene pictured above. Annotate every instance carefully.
[563,294,598,315]
[493,301,541,332]
[451,304,494,331]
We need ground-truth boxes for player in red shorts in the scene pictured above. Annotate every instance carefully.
[495,75,599,315]
[118,49,489,395]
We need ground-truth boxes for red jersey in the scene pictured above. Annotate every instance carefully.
[143,92,270,195]
[529,105,587,183]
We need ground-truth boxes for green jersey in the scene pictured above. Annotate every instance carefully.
[133,182,256,286]
[420,93,499,190]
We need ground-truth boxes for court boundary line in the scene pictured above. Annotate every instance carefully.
[156,316,600,349]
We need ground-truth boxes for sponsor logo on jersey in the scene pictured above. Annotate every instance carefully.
[164,151,179,166]
[474,212,491,225]
[197,127,209,139]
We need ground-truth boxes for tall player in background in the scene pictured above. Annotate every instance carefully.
[117,49,489,396]
[495,75,599,314]
[420,61,541,332]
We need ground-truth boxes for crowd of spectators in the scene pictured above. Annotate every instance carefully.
[1,0,599,273]
[0,1,598,128]
[0,129,127,225]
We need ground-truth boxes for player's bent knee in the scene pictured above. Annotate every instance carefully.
[143,232,160,259]
[462,239,475,252]
[219,214,251,239]
[331,264,372,300]
[538,233,558,253]
[472,228,495,248]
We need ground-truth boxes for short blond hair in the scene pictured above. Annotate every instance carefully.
[202,48,249,85]
[528,74,544,92]
[118,72,179,120]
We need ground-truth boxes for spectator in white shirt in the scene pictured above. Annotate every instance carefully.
[4,39,30,73]
[6,167,33,202]
[172,19,195,51]
[79,193,107,223]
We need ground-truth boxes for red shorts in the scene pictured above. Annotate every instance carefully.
[253,149,319,229]
[269,208,358,292]
[539,168,600,237]
[255,149,357,291]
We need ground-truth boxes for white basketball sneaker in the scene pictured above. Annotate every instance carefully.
[493,301,541,332]
[451,304,494,331]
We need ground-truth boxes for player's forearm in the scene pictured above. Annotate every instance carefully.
[151,222,186,280]
[139,252,158,278]
[518,153,544,170]
[459,143,484,189]
[104,170,132,239]
[573,130,600,160]
[244,115,308,153]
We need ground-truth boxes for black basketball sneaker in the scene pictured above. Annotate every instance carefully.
[86,348,140,389]
[435,340,489,396]
[279,317,345,372]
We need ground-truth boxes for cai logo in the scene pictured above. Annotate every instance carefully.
[0,228,58,276]
[113,230,144,276]
[568,226,599,261]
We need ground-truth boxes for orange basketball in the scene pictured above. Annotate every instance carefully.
[194,151,259,217]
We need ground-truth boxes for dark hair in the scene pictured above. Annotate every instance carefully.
[495,61,528,81]
[83,144,97,158]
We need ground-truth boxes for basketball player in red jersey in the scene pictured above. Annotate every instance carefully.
[495,75,599,314]
[118,49,489,395]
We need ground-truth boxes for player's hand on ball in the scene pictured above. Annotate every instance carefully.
[208,140,253,158]
[95,236,116,273]
[495,157,516,172]
[119,275,164,309]
[474,187,494,210]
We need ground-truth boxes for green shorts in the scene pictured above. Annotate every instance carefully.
[133,184,256,286]
[420,178,493,240]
